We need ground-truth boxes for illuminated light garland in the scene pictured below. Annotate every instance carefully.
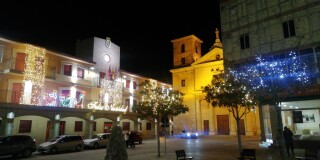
[96,76,124,110]
[20,44,46,105]
[230,51,310,90]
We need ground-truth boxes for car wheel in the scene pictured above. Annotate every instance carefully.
[50,147,57,154]
[22,148,33,158]
[75,144,83,151]
[93,143,99,149]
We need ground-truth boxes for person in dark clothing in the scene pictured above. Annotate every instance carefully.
[128,132,135,148]
[283,126,295,156]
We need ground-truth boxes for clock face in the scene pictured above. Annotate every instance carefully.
[104,54,111,62]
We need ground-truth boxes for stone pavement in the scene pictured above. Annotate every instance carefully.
[126,135,304,160]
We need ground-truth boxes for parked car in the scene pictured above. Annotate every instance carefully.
[132,131,144,144]
[37,135,84,154]
[0,135,36,158]
[180,130,199,139]
[84,133,111,149]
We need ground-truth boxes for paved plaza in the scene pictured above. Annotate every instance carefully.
[127,135,292,160]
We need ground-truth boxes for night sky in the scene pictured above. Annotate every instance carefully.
[0,1,221,83]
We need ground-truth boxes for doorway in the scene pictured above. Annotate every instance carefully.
[217,115,230,135]
[203,120,209,135]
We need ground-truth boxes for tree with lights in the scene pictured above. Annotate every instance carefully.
[202,71,258,157]
[132,79,189,157]
[228,51,310,159]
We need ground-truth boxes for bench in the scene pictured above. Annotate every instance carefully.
[175,149,193,160]
[237,149,256,160]
[295,149,319,160]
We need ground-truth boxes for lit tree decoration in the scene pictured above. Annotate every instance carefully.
[99,75,124,109]
[227,51,311,159]
[202,71,258,157]
[20,44,46,106]
[132,79,188,157]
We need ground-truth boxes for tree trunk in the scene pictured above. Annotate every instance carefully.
[236,118,243,156]
[157,119,161,157]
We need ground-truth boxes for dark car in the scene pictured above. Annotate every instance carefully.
[130,131,144,144]
[0,135,36,158]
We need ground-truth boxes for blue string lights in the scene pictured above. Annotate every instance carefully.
[230,51,310,90]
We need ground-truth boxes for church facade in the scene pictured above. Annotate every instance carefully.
[170,30,261,136]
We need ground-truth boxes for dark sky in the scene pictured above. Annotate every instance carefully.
[0,1,221,84]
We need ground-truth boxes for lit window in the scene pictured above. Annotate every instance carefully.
[126,80,130,88]
[77,67,84,79]
[283,20,296,38]
[64,64,72,76]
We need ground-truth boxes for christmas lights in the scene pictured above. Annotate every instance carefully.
[20,44,46,105]
[231,51,310,90]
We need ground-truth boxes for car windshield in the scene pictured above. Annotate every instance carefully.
[92,135,100,139]
[49,136,62,142]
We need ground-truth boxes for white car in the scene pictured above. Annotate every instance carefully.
[84,133,111,149]
[180,130,199,139]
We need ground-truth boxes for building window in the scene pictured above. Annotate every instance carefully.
[125,99,130,106]
[74,121,83,132]
[240,34,250,49]
[19,120,32,133]
[283,20,296,38]
[146,123,151,130]
[0,45,4,63]
[181,44,185,53]
[125,99,130,112]
[181,79,185,87]
[126,80,130,88]
[93,121,97,131]
[77,67,84,79]
[181,58,185,65]
[133,99,137,106]
[133,81,138,90]
[100,72,106,79]
[123,122,130,131]
[63,64,72,76]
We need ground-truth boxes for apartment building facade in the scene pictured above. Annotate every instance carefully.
[0,36,170,144]
[219,0,320,144]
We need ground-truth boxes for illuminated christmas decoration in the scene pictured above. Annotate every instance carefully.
[87,101,128,112]
[42,90,58,106]
[59,95,71,107]
[20,44,46,105]
[230,51,310,90]
[90,69,124,111]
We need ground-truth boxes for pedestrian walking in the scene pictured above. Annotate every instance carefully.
[283,126,295,156]
[124,132,129,148]
[129,131,135,148]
